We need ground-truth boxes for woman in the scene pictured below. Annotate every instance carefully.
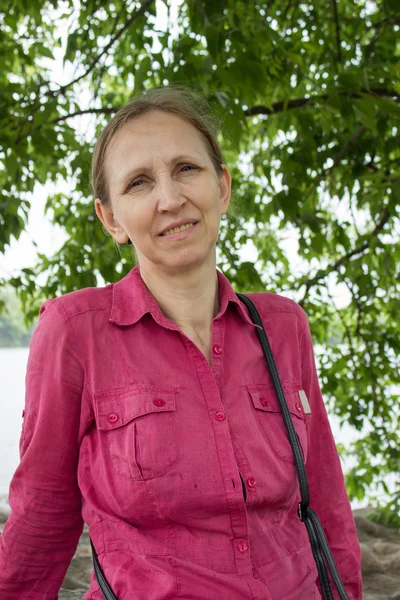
[0,87,362,599]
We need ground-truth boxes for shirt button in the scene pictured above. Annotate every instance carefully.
[237,541,249,553]
[22,410,25,418]
[213,344,222,355]
[216,411,226,421]
[247,477,256,488]
[153,399,166,407]
[295,402,302,412]
[107,413,119,423]
[260,398,268,407]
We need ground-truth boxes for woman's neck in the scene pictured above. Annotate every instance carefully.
[138,258,220,336]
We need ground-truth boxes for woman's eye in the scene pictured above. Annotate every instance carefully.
[127,178,144,190]
[125,166,198,191]
[180,164,198,172]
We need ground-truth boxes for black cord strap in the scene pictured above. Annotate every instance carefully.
[237,292,350,600]
[90,539,118,600]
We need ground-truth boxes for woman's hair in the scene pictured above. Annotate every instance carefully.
[91,85,226,207]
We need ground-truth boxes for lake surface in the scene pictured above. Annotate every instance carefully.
[0,348,27,497]
[0,347,370,507]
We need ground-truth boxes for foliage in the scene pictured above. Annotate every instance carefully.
[0,0,399,507]
[0,287,35,346]
[367,496,400,529]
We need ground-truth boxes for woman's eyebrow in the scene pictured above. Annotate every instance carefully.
[118,166,151,188]
[118,155,203,187]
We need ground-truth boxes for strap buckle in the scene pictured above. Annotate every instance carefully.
[298,502,307,522]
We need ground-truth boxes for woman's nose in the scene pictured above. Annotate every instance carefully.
[156,176,184,212]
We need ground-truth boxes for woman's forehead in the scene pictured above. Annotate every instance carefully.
[108,111,207,161]
[105,111,210,185]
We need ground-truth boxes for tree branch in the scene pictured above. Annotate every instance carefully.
[298,207,391,304]
[32,88,400,132]
[245,88,400,117]
[332,0,342,63]
[49,0,155,97]
[51,107,117,124]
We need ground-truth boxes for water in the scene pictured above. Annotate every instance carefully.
[0,348,27,497]
[0,347,369,507]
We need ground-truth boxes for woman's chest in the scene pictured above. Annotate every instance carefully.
[181,330,212,365]
[80,311,307,529]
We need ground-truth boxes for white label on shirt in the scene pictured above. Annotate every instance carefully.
[298,390,311,414]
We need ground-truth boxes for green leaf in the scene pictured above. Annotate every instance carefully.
[373,95,400,119]
[353,96,377,130]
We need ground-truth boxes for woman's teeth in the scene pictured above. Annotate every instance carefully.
[162,222,195,236]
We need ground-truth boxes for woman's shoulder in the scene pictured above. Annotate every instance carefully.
[39,281,114,321]
[244,290,306,319]
[241,291,310,342]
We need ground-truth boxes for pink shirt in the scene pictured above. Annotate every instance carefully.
[0,265,362,600]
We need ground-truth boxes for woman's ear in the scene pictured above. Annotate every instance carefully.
[94,198,129,244]
[218,165,232,216]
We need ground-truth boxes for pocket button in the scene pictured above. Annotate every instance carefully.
[260,398,268,407]
[107,413,119,423]
[153,399,166,407]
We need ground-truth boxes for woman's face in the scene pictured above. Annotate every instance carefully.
[95,110,231,274]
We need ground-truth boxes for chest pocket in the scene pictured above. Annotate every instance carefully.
[95,384,178,480]
[247,384,309,464]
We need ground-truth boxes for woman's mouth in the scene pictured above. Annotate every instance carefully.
[160,222,198,238]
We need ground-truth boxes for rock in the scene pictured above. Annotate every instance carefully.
[354,515,381,539]
[59,591,84,600]
[373,541,400,557]
[360,542,385,574]
[384,549,400,572]
[60,525,93,594]
[353,509,400,600]
[0,501,10,525]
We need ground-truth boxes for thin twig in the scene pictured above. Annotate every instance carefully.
[92,2,127,100]
[299,126,366,216]
[325,126,366,176]
[326,288,359,394]
[349,195,360,237]
[298,207,391,303]
[48,0,155,98]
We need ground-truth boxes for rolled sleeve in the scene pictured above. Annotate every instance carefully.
[297,304,362,599]
[0,299,85,599]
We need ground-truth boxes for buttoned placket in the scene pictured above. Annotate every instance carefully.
[181,317,260,588]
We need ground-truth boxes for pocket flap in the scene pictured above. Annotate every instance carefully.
[94,384,176,430]
[247,385,307,419]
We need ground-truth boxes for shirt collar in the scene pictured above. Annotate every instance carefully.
[109,264,259,329]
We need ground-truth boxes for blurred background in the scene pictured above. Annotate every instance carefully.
[0,0,399,527]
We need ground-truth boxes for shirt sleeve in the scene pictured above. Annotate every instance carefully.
[297,304,362,600]
[0,299,85,599]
